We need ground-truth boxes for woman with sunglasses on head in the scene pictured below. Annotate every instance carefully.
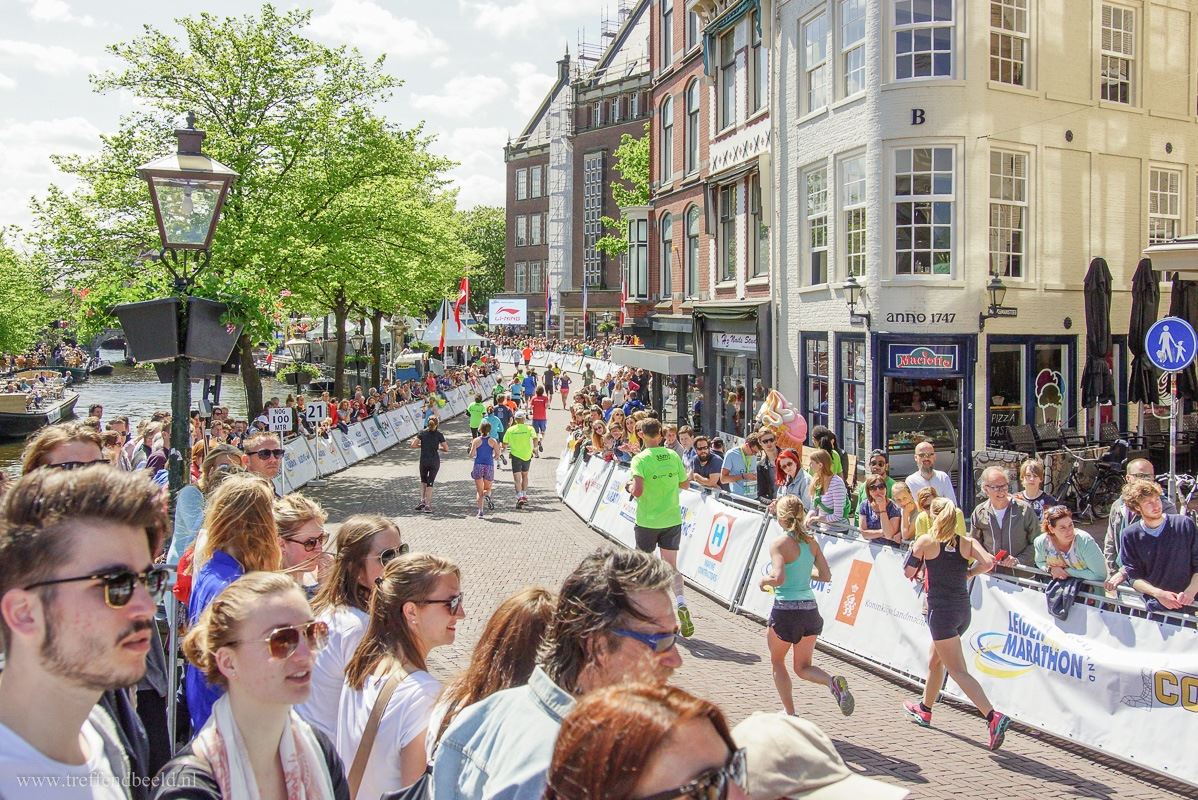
[545,683,749,800]
[297,515,406,738]
[337,553,464,799]
[1034,505,1108,581]
[187,474,284,732]
[154,572,349,800]
[170,444,245,566]
[759,495,854,717]
[275,494,332,599]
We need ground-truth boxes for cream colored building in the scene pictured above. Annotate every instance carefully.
[771,0,1198,498]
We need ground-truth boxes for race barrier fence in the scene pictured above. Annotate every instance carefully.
[552,444,1198,788]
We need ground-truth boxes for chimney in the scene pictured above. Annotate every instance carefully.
[558,45,571,82]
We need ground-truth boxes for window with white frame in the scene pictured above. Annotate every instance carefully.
[750,173,768,278]
[594,101,603,127]
[530,213,543,246]
[627,218,649,299]
[840,339,867,458]
[840,154,867,277]
[515,261,528,293]
[685,205,701,297]
[686,9,699,50]
[661,0,674,70]
[1149,167,1181,244]
[894,0,954,80]
[990,0,1029,87]
[719,31,736,129]
[530,260,543,292]
[719,184,737,281]
[631,92,640,118]
[660,96,674,183]
[660,213,674,297]
[1101,4,1134,104]
[988,150,1027,278]
[515,215,528,247]
[805,166,828,284]
[612,97,622,124]
[516,168,528,201]
[584,152,604,287]
[840,0,866,97]
[802,11,828,114]
[685,80,700,174]
[530,165,543,198]
[751,10,767,113]
[893,146,954,276]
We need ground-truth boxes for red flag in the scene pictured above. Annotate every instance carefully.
[452,277,469,331]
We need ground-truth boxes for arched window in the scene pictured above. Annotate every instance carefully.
[685,205,701,298]
[660,96,674,183]
[685,79,700,174]
[660,213,673,298]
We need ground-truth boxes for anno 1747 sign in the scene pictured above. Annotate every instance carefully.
[888,344,959,372]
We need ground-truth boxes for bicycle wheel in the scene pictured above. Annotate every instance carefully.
[1057,479,1082,516]
[1090,472,1124,519]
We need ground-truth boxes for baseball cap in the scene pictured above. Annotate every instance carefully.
[732,713,909,800]
[515,410,528,419]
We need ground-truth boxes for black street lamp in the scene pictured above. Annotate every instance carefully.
[350,331,367,392]
[841,275,872,328]
[135,112,237,504]
[978,274,1018,330]
[285,337,312,399]
[601,311,614,345]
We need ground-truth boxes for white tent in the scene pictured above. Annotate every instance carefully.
[420,299,489,347]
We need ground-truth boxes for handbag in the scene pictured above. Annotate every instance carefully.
[1045,576,1083,620]
[348,665,407,800]
[381,768,432,800]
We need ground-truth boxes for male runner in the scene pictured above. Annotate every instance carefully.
[502,410,539,507]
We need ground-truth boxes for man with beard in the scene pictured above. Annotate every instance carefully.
[0,466,169,797]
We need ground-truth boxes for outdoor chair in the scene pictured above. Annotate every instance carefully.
[1034,423,1064,451]
[1005,424,1038,455]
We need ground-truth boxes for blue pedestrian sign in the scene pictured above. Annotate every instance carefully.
[1146,316,1198,372]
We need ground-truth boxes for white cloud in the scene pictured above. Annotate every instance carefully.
[453,172,504,209]
[430,126,507,209]
[19,0,96,27]
[309,0,449,61]
[0,116,103,229]
[410,75,508,119]
[0,73,15,90]
[461,0,598,39]
[0,39,99,75]
[509,62,555,115]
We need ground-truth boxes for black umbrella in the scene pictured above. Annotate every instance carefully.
[1081,257,1114,411]
[1127,259,1160,407]
[1168,272,1198,402]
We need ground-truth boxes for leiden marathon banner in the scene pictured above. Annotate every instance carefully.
[675,492,766,605]
[945,575,1198,786]
[364,413,399,452]
[388,407,418,442]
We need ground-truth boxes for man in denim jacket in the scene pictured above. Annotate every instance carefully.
[432,547,683,799]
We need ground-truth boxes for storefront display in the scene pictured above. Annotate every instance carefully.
[986,337,1079,441]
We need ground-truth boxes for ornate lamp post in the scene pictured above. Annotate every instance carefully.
[285,337,312,398]
[350,331,367,392]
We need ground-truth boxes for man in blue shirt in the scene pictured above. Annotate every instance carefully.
[721,433,762,499]
[522,370,538,402]
[1116,479,1198,613]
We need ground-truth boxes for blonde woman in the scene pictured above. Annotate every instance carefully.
[275,493,332,597]
[891,481,919,542]
[156,572,347,799]
[337,553,464,799]
[804,450,848,532]
[904,498,1009,751]
[758,495,852,717]
[169,443,244,565]
[187,474,283,731]
[912,486,966,539]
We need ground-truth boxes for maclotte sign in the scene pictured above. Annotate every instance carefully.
[888,344,958,372]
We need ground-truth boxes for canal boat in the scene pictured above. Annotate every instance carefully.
[0,371,79,438]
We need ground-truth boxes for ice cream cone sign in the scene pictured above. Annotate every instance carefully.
[756,390,808,453]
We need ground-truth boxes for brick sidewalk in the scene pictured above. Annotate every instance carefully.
[305,403,1190,800]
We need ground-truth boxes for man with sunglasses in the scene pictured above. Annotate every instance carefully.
[243,431,285,495]
[0,466,170,798]
[721,433,762,499]
[434,547,682,800]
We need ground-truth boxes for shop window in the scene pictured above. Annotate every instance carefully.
[990,0,1029,87]
[840,0,867,97]
[1100,4,1134,105]
[802,10,828,114]
[894,0,954,80]
[893,146,954,276]
[804,336,830,435]
[1149,168,1181,244]
[717,354,758,438]
[840,154,867,277]
[839,339,867,458]
[1034,343,1068,425]
[685,204,701,297]
[805,166,828,284]
[988,344,1023,446]
[988,150,1027,278]
[660,212,674,297]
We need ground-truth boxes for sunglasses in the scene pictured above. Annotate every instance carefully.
[283,532,328,553]
[611,627,679,654]
[760,437,776,444]
[231,620,329,660]
[378,543,411,565]
[248,449,286,460]
[639,746,748,800]
[24,566,171,608]
[415,594,465,615]
[45,459,110,471]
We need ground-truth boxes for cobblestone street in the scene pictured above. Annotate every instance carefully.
[306,405,1189,800]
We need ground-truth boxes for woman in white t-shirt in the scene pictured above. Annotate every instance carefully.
[336,553,465,800]
[296,514,406,738]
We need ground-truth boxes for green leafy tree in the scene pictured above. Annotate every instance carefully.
[456,206,505,317]
[0,234,60,356]
[595,122,650,258]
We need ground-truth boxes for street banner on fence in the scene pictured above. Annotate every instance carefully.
[365,413,399,451]
[311,433,349,477]
[405,402,427,432]
[530,352,548,368]
[388,407,417,442]
[282,438,318,493]
[945,575,1198,787]
[347,421,376,458]
[563,355,584,374]
[565,456,611,521]
[675,493,767,605]
[555,447,582,498]
[590,466,637,549]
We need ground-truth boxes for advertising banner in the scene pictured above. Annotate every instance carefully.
[945,575,1198,787]
[555,447,583,498]
[740,531,933,679]
[530,352,549,368]
[489,299,527,326]
[365,413,399,451]
[405,402,428,432]
[388,407,418,442]
[281,437,318,493]
[563,355,584,374]
[589,466,637,549]
[564,457,612,521]
[311,433,349,477]
[675,494,767,605]
[446,387,467,418]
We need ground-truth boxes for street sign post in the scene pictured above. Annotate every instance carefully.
[1144,317,1198,504]
[268,407,292,432]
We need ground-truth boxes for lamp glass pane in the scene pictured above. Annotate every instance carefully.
[151,176,226,247]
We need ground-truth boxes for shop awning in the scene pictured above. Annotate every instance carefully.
[1145,235,1198,274]
[691,298,771,321]
[609,345,695,376]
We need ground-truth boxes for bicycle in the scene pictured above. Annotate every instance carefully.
[1055,444,1125,522]
[1156,472,1198,517]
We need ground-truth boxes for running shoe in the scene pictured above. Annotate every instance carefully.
[414,503,426,512]
[516,497,526,508]
[987,711,1011,751]
[677,605,695,638]
[421,505,433,514]
[485,494,495,510]
[903,700,932,727]
[476,509,484,519]
[830,676,855,716]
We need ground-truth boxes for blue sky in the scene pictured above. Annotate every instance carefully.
[0,0,612,232]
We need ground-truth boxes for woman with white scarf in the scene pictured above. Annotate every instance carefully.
[153,572,348,799]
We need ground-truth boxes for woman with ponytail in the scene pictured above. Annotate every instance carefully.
[154,572,348,799]
[758,495,854,717]
[336,553,464,799]
[904,497,1011,751]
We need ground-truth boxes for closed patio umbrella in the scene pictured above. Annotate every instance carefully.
[1081,258,1114,439]
[1167,272,1198,402]
[1127,259,1159,415]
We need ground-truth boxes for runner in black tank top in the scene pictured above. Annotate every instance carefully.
[904,497,1012,751]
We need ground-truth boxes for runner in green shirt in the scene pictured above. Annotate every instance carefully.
[627,419,695,637]
[501,410,539,508]
[467,394,488,437]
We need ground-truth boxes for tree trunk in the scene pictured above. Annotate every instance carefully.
[371,310,383,388]
[333,293,348,398]
[238,332,264,417]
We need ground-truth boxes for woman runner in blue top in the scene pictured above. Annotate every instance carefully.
[758,496,854,717]
[905,497,1011,751]
[469,421,500,518]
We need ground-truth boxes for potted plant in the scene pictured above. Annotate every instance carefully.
[112,297,242,364]
[276,362,322,385]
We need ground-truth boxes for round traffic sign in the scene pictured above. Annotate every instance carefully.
[1145,316,1198,373]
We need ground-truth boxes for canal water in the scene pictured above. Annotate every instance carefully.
[1,347,298,475]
